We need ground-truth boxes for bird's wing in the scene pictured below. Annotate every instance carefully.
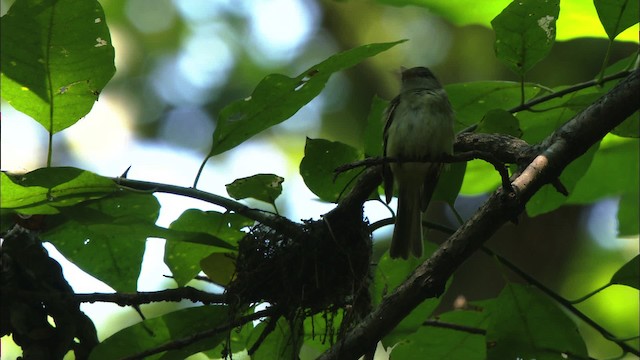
[382,95,401,204]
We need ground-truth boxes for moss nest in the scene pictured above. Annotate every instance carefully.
[226,214,372,316]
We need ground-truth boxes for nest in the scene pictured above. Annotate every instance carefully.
[226,215,372,318]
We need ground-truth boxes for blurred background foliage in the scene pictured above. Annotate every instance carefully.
[1,0,638,358]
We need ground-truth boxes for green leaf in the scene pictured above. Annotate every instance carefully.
[618,192,639,237]
[432,162,466,206]
[44,192,161,292]
[248,316,303,360]
[300,138,363,203]
[459,159,501,195]
[0,0,115,133]
[302,311,343,355]
[569,135,638,203]
[486,283,587,359]
[594,0,639,40]
[200,252,236,287]
[1,167,118,215]
[226,174,284,206]
[390,309,488,359]
[518,86,603,144]
[363,95,388,157]
[373,242,443,346]
[476,109,522,137]
[611,111,639,138]
[446,81,542,131]
[526,142,600,217]
[165,209,249,286]
[89,305,229,360]
[206,40,405,157]
[491,0,560,75]
[610,255,639,290]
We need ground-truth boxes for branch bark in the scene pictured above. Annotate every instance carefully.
[318,69,640,360]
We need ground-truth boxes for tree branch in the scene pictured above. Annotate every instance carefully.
[3,287,228,306]
[318,69,639,360]
[113,178,305,239]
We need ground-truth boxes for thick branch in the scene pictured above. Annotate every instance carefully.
[318,69,639,360]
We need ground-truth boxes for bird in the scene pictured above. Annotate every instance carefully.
[383,67,455,259]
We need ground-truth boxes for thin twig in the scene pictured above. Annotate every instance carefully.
[113,177,305,239]
[122,308,277,360]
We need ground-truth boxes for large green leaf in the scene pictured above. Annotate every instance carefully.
[486,283,587,359]
[594,0,639,40]
[476,109,522,137]
[300,138,363,203]
[373,242,443,346]
[226,173,284,207]
[491,0,560,75]
[43,192,160,292]
[1,167,118,215]
[390,309,488,359]
[0,0,115,133]
[206,40,405,157]
[165,209,250,286]
[569,135,638,203]
[431,162,466,206]
[89,305,229,360]
[248,316,303,360]
[363,95,388,157]
[446,81,542,131]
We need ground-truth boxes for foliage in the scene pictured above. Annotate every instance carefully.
[1,0,638,359]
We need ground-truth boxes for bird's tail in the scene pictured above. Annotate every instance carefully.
[390,184,423,259]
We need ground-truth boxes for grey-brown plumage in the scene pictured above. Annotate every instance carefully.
[383,67,455,259]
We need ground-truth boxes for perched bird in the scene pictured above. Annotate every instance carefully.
[383,67,455,259]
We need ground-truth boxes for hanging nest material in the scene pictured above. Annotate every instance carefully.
[226,212,372,318]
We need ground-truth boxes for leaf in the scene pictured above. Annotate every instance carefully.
[300,138,363,203]
[476,109,522,137]
[0,0,115,133]
[363,95,388,157]
[594,0,640,40]
[226,174,284,206]
[89,305,229,360]
[486,283,587,360]
[302,311,343,355]
[373,242,443,346]
[491,0,560,75]
[611,111,639,138]
[432,162,466,206]
[617,192,639,237]
[44,192,161,292]
[610,255,639,290]
[569,135,638,203]
[446,81,543,131]
[206,40,405,157]
[459,159,501,195]
[390,309,488,359]
[165,209,250,286]
[248,316,303,360]
[200,252,236,287]
[1,167,119,215]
